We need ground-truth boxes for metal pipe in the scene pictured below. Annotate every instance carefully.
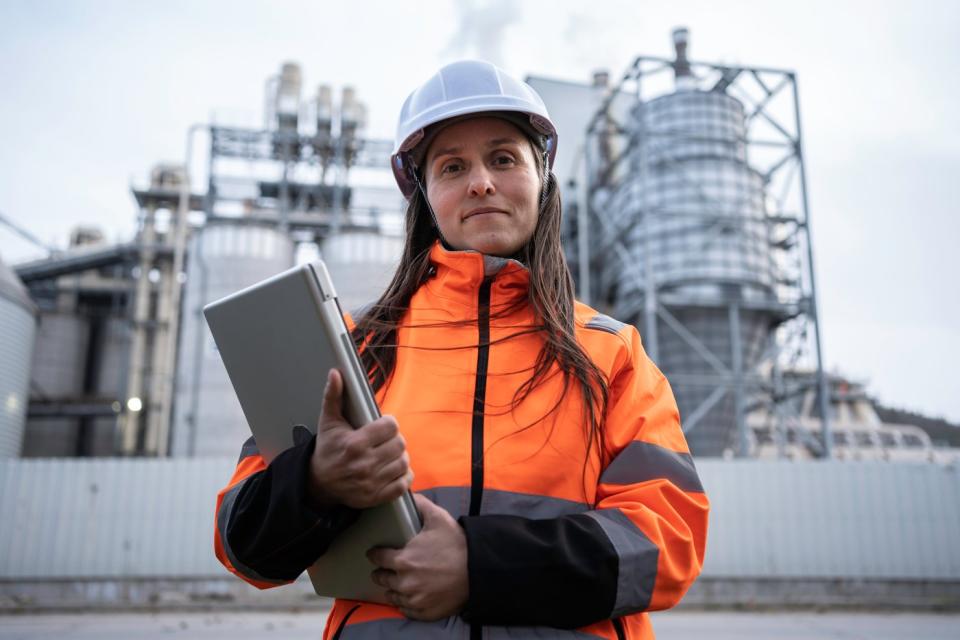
[635,69,659,362]
[790,74,832,459]
[186,230,208,457]
[578,137,592,305]
[151,124,206,457]
[729,301,747,456]
[121,205,156,454]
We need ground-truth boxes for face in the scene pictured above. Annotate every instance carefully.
[423,116,541,257]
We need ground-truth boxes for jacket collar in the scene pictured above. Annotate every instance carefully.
[426,241,530,305]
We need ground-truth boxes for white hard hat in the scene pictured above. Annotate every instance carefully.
[391,60,558,198]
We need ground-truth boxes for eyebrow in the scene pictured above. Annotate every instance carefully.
[429,137,523,162]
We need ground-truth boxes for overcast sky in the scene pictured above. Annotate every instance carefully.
[1,0,958,423]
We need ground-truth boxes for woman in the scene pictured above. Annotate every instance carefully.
[215,60,709,639]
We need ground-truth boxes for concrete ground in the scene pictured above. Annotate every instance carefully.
[0,611,957,639]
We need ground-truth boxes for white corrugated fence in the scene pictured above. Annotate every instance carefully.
[1,459,958,581]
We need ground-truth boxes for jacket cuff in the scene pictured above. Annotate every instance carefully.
[228,435,359,580]
[458,513,618,628]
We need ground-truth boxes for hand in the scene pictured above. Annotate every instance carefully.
[367,494,469,620]
[307,369,413,509]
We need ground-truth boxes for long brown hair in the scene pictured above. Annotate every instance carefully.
[352,143,611,481]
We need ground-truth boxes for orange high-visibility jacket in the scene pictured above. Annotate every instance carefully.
[214,241,709,639]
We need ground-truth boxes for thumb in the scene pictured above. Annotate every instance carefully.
[413,493,444,528]
[319,369,344,428]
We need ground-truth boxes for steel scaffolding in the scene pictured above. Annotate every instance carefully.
[576,30,832,458]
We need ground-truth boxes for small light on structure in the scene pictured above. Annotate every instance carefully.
[127,397,143,412]
[111,401,122,413]
[5,393,19,413]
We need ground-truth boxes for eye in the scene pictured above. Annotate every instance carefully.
[439,160,464,175]
[492,153,516,167]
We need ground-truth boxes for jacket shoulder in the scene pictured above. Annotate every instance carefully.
[573,302,639,369]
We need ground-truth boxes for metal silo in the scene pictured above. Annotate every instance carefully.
[0,258,37,457]
[170,222,294,457]
[320,231,403,315]
[582,28,831,457]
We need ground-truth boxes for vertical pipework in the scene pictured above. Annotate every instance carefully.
[672,27,697,92]
[275,63,302,132]
[729,300,747,457]
[635,70,659,362]
[186,231,208,457]
[122,204,156,454]
[789,73,832,458]
[593,70,615,179]
[672,27,691,80]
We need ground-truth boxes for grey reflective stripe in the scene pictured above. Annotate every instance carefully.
[487,625,606,639]
[585,313,626,335]
[338,616,469,639]
[340,617,599,639]
[237,436,259,463]
[585,509,658,617]
[216,475,287,585]
[600,441,704,493]
[419,486,589,520]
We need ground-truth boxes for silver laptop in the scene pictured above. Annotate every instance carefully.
[204,259,420,603]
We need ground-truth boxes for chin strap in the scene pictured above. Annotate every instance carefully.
[412,167,455,250]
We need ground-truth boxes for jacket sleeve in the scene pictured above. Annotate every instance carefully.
[459,326,709,628]
[213,434,360,588]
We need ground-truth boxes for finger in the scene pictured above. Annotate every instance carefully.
[371,434,405,462]
[360,415,400,447]
[374,470,414,504]
[412,492,439,526]
[370,568,397,591]
[367,546,401,570]
[319,369,344,427]
[371,455,409,486]
[397,605,420,620]
[387,590,417,613]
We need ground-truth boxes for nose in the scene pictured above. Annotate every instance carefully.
[466,165,496,197]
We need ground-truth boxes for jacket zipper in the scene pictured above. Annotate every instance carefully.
[612,617,627,640]
[331,604,361,640]
[468,276,493,518]
[469,276,493,640]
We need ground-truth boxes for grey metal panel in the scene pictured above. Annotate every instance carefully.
[30,313,88,397]
[320,232,402,314]
[0,457,236,578]
[95,317,130,397]
[0,299,35,457]
[526,76,636,197]
[696,461,960,580]
[1,459,957,581]
[0,257,36,311]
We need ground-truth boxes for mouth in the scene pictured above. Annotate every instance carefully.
[463,208,508,221]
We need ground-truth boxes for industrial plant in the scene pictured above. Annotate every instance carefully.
[0,29,957,610]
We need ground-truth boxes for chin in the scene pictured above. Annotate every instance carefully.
[468,241,521,257]
[457,231,523,257]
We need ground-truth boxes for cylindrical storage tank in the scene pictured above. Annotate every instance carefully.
[608,161,775,321]
[320,231,403,315]
[634,90,747,166]
[0,259,37,457]
[171,223,294,457]
[609,89,776,315]
[275,62,302,131]
[604,89,783,456]
[21,313,90,457]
